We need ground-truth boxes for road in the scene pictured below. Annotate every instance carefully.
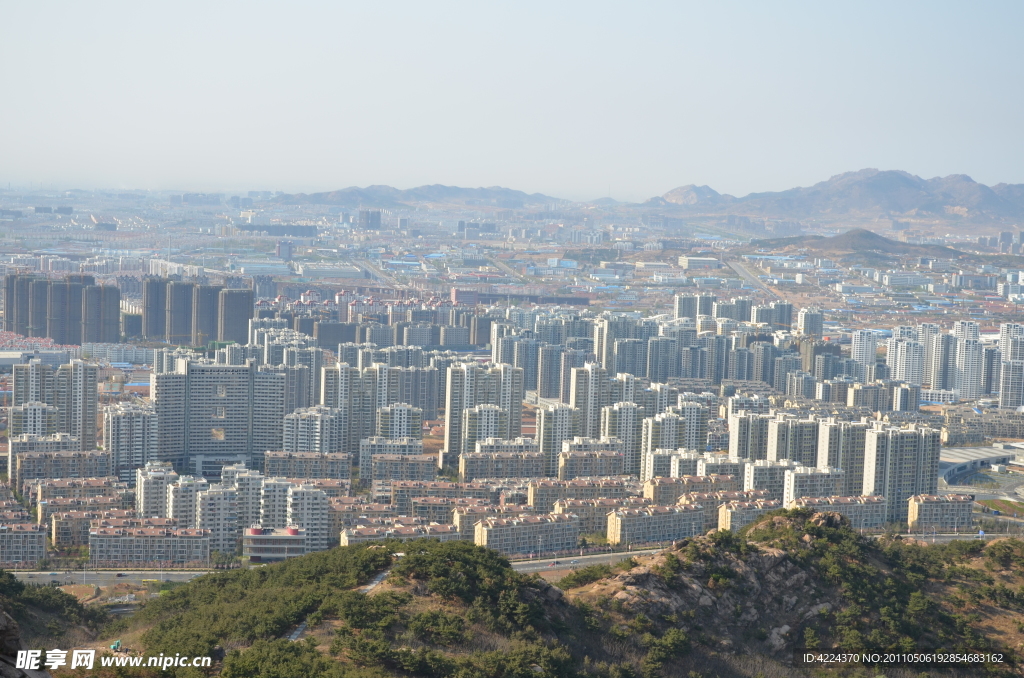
[510,549,661,573]
[728,260,778,298]
[12,570,211,587]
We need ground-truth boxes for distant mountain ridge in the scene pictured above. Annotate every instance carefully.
[276,184,559,208]
[753,227,962,257]
[651,168,1024,221]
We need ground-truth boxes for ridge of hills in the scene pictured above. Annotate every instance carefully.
[24,509,1024,677]
[274,170,1024,224]
[750,228,965,259]
[650,168,1024,221]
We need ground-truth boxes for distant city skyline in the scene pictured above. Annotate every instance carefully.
[2,2,1022,202]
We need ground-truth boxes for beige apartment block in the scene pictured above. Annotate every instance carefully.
[341,523,461,546]
[411,496,492,523]
[528,479,631,512]
[475,513,580,555]
[390,481,494,514]
[263,451,352,479]
[12,449,110,496]
[37,496,124,525]
[789,495,889,530]
[643,475,739,505]
[452,505,532,540]
[89,527,210,566]
[370,454,438,482]
[718,499,783,531]
[0,523,46,567]
[557,450,625,480]
[551,497,652,534]
[607,504,705,546]
[907,494,974,532]
[678,489,772,530]
[460,450,546,481]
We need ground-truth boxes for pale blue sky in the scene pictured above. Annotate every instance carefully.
[1,2,1022,201]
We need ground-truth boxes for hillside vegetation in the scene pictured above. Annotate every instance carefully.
[0,569,109,649]
[43,510,1024,677]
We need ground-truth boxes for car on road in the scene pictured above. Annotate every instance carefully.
[547,560,560,567]
[116,573,127,577]
[570,560,579,564]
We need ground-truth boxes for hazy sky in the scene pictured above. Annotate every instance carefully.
[2,2,1022,202]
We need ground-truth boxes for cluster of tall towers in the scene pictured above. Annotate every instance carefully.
[3,274,121,344]
[141,278,254,345]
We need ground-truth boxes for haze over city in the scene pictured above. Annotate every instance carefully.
[4,5,1024,678]
[3,2,1024,200]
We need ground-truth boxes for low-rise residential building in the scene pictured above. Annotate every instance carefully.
[474,437,539,455]
[52,514,176,548]
[263,452,352,479]
[643,475,739,505]
[89,527,210,566]
[390,481,494,514]
[789,495,888,530]
[678,489,773,530]
[557,451,624,480]
[11,450,111,497]
[459,449,545,481]
[340,523,461,546]
[370,454,437,482]
[327,498,396,542]
[358,437,423,474]
[907,494,974,532]
[783,466,844,505]
[243,525,307,563]
[474,513,580,555]
[50,510,104,547]
[452,506,531,540]
[411,497,492,523]
[527,479,631,512]
[718,499,783,531]
[37,496,123,525]
[607,504,705,545]
[0,523,46,567]
[281,477,351,498]
[551,497,652,534]
[29,477,130,506]
[0,501,31,525]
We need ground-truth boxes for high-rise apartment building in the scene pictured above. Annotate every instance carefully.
[282,406,346,454]
[441,362,524,468]
[104,402,158,482]
[601,402,645,476]
[218,289,254,344]
[54,360,98,450]
[864,425,941,524]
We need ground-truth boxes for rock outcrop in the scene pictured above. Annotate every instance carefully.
[0,604,50,678]
[571,536,841,659]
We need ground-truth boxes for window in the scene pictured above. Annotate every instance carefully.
[213,407,226,419]
[216,385,227,397]
[211,428,225,441]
